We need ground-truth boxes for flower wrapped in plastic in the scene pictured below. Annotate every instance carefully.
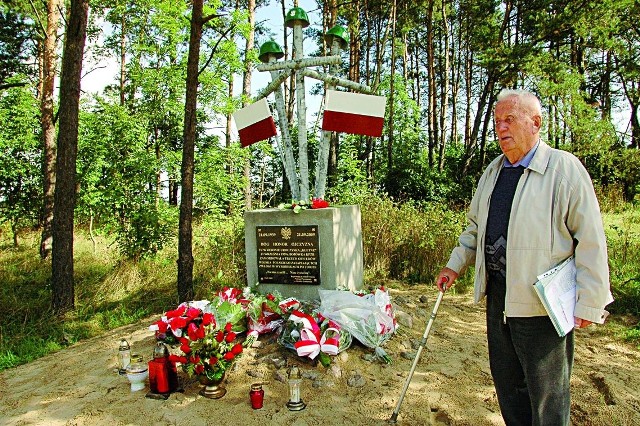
[278,308,352,366]
[318,287,398,364]
[217,286,248,305]
[209,287,249,334]
[244,290,284,346]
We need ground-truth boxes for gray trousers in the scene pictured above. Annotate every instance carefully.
[486,283,574,426]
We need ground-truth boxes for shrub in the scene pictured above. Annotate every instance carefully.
[193,211,246,294]
[360,194,471,290]
[604,208,640,317]
[114,202,178,260]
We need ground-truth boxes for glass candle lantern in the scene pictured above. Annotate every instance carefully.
[286,366,306,411]
[118,339,131,375]
[249,383,264,409]
[148,342,171,394]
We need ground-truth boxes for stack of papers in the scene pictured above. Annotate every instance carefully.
[533,256,576,337]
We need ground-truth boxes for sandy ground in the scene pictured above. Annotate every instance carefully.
[1,288,639,426]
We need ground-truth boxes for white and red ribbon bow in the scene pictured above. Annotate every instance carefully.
[294,328,322,359]
[320,321,341,356]
[290,312,343,359]
[290,311,322,359]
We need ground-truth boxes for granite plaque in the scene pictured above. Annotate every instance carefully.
[256,225,320,285]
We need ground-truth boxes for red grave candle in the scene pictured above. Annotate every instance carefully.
[148,358,170,394]
[249,383,264,409]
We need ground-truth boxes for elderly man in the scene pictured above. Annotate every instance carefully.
[436,89,613,425]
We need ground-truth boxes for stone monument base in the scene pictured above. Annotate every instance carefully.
[244,205,363,300]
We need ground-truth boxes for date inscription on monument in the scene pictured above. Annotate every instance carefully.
[257,225,320,285]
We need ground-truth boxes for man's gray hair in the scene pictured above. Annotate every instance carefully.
[496,89,542,117]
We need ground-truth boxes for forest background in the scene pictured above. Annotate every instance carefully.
[0,0,639,371]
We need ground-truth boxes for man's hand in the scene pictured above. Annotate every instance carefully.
[436,267,459,292]
[574,317,593,328]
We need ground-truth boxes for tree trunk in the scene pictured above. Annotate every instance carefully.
[463,76,494,177]
[281,0,295,124]
[292,22,309,200]
[155,127,161,206]
[601,49,612,120]
[169,177,178,205]
[479,89,497,169]
[464,49,472,150]
[243,0,255,209]
[119,14,126,106]
[51,0,89,315]
[438,0,450,172]
[426,0,437,168]
[226,78,233,149]
[386,0,396,176]
[325,0,339,191]
[39,0,61,260]
[630,101,639,149]
[177,0,205,303]
[450,21,461,149]
[348,0,361,85]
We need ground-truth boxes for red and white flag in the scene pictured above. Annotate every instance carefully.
[233,98,277,147]
[321,90,386,137]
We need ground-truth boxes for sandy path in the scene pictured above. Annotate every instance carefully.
[1,289,638,425]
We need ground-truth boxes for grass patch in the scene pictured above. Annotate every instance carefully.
[0,214,248,372]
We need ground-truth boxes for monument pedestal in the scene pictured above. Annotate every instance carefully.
[244,205,363,300]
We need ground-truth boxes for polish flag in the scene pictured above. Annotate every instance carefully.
[321,90,386,137]
[233,98,277,147]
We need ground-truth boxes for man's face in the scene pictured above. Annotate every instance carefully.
[494,96,541,163]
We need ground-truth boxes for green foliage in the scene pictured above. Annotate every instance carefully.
[194,141,249,214]
[603,149,640,202]
[621,325,640,346]
[325,136,369,205]
[360,194,470,288]
[193,211,246,291]
[0,230,178,371]
[77,101,178,259]
[375,74,427,199]
[604,208,640,317]
[0,80,41,242]
[0,10,34,84]
[114,202,178,260]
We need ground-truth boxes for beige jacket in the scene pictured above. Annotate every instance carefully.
[446,141,613,323]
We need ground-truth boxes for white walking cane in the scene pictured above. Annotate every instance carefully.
[388,277,448,423]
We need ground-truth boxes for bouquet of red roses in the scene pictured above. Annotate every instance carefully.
[169,322,243,382]
[149,300,212,345]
